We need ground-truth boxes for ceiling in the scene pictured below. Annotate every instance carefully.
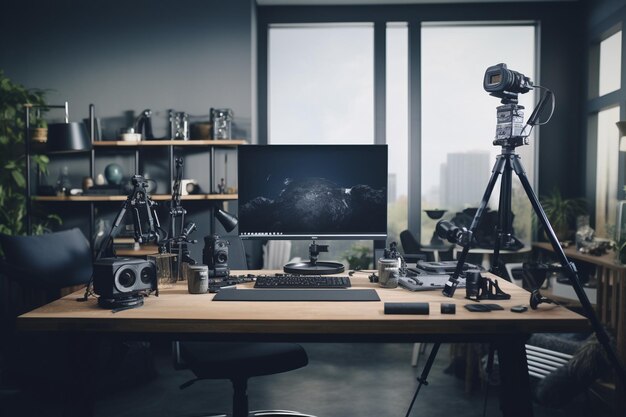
[257,0,576,5]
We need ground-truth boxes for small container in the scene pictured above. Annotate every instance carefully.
[378,258,400,288]
[148,248,178,289]
[187,264,209,294]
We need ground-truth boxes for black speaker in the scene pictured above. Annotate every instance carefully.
[93,257,156,299]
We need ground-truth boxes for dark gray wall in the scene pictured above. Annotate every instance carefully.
[1,0,254,141]
[1,0,256,262]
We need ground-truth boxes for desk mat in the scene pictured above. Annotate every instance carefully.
[212,288,380,301]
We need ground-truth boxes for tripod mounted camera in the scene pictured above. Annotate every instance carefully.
[404,63,626,417]
[438,62,626,385]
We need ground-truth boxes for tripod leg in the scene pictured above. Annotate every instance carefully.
[443,156,506,297]
[511,157,626,387]
[405,342,441,417]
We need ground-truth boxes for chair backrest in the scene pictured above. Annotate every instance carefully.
[263,240,293,270]
[400,230,421,254]
[0,228,93,289]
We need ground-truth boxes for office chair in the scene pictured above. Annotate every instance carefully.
[175,236,314,417]
[0,228,93,400]
[175,342,313,417]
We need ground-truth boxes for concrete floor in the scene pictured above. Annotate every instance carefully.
[1,342,611,417]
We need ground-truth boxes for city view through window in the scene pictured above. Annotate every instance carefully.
[421,24,536,247]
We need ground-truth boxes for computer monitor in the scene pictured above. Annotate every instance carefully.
[238,144,388,274]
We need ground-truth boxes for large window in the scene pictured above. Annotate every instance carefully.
[420,24,536,245]
[590,28,623,237]
[268,23,376,264]
[267,22,410,264]
[599,31,622,97]
[386,23,409,247]
[268,23,374,144]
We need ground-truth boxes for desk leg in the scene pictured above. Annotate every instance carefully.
[496,336,534,417]
[62,333,100,417]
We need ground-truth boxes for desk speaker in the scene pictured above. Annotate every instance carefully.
[93,257,156,299]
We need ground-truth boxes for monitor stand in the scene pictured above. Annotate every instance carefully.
[283,241,345,275]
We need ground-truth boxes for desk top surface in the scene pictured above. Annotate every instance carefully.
[17,271,588,338]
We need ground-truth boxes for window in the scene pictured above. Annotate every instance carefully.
[420,24,536,245]
[268,23,374,144]
[268,23,376,264]
[386,23,409,247]
[599,30,622,97]
[588,27,623,238]
[595,106,621,236]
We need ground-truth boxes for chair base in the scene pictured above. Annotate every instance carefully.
[188,411,316,417]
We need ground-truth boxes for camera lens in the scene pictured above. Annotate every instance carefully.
[216,250,228,264]
[118,269,136,288]
[140,267,153,284]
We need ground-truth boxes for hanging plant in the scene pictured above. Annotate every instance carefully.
[0,70,61,237]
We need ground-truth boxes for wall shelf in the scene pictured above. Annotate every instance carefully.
[33,194,238,202]
[92,139,246,147]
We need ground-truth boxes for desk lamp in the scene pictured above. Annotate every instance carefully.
[24,101,91,233]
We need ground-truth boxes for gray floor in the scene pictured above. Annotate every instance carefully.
[88,343,607,417]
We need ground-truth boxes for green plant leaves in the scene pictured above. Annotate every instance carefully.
[0,70,58,236]
[11,170,25,188]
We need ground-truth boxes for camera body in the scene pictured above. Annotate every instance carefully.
[203,234,230,277]
[484,63,533,101]
[93,257,157,299]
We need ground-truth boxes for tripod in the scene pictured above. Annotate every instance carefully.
[404,92,626,417]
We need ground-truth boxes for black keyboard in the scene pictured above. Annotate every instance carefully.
[254,274,351,289]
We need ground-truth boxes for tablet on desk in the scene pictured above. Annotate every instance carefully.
[212,288,380,301]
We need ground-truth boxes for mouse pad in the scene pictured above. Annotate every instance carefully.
[213,288,380,301]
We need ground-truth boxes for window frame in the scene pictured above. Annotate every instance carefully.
[257,5,545,245]
[585,16,626,232]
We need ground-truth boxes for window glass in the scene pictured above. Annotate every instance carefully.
[268,23,375,266]
[595,105,620,237]
[599,31,622,97]
[268,23,374,144]
[386,23,409,248]
[421,24,536,246]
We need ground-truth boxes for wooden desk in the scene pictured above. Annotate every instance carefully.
[17,271,588,417]
[533,242,626,413]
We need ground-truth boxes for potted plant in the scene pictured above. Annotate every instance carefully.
[0,70,60,240]
[344,244,373,270]
[31,117,48,143]
[539,188,587,242]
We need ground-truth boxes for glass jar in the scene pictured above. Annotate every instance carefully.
[148,248,178,289]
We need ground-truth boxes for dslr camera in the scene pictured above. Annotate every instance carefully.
[203,234,230,277]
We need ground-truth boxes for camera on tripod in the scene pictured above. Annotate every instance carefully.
[483,63,537,147]
[203,234,230,277]
[483,63,533,101]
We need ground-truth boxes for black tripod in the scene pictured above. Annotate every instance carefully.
[439,98,626,390]
[405,90,626,417]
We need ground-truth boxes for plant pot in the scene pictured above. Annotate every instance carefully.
[31,127,48,143]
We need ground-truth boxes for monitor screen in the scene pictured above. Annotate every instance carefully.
[238,144,388,240]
